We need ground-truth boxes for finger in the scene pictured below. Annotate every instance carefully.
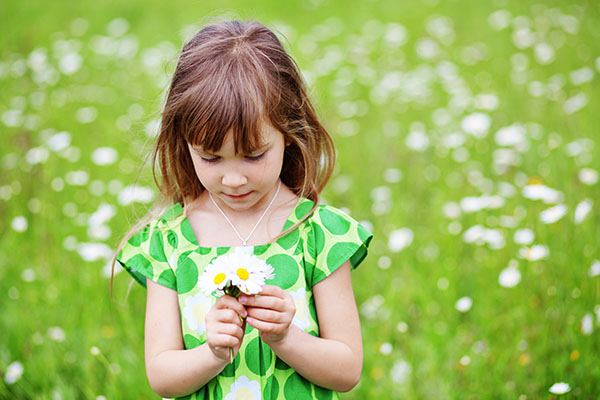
[256,285,286,297]
[245,316,282,332]
[246,307,285,323]
[239,294,285,310]
[213,333,242,348]
[216,309,245,326]
[215,295,248,318]
[218,323,245,339]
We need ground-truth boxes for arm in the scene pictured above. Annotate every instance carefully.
[144,279,246,398]
[241,261,363,392]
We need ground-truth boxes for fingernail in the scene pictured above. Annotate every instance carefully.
[239,295,247,304]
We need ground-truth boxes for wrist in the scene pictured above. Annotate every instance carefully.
[262,323,298,350]
[203,343,231,372]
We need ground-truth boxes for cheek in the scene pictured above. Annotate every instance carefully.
[189,156,213,186]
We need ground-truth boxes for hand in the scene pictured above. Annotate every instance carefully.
[239,285,296,345]
[205,295,247,363]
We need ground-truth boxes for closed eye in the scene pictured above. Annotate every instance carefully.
[245,152,265,161]
[200,156,220,163]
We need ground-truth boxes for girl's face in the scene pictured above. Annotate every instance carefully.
[187,122,286,212]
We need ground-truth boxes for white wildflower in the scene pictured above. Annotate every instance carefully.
[519,245,549,261]
[47,131,71,152]
[570,67,594,85]
[534,43,555,64]
[495,124,526,147]
[513,228,534,245]
[11,216,28,232]
[405,129,430,152]
[390,360,412,384]
[379,342,393,355]
[574,199,593,224]
[25,147,50,164]
[5,361,24,384]
[77,242,113,262]
[91,147,118,166]
[59,52,82,75]
[65,170,89,186]
[578,168,598,185]
[522,184,563,204]
[443,202,461,219]
[463,225,485,244]
[455,296,472,312]
[388,228,413,252]
[461,113,491,138]
[581,313,593,335]
[499,265,521,288]
[117,185,154,206]
[48,326,66,342]
[539,204,567,224]
[564,93,588,114]
[548,382,571,395]
[588,260,600,277]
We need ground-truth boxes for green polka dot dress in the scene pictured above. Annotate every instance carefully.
[117,198,373,400]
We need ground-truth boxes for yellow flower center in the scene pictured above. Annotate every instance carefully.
[213,272,226,285]
[237,267,249,281]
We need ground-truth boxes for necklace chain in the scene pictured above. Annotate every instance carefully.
[209,180,282,247]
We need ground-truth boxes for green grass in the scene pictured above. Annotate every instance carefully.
[2,0,600,398]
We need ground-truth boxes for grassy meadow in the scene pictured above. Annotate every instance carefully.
[1,0,599,398]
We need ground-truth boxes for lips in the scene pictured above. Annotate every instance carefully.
[224,192,252,199]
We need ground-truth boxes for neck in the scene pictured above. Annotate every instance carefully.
[209,180,282,246]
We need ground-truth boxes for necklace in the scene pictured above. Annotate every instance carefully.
[208,180,281,246]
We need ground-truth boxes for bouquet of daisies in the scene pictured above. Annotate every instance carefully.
[198,249,275,362]
[198,248,275,298]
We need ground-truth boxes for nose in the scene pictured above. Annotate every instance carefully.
[221,169,247,188]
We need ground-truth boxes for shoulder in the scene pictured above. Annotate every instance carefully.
[308,203,371,240]
[145,203,187,233]
[118,203,187,260]
[116,203,185,289]
[301,202,373,285]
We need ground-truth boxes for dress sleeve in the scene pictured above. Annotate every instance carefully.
[116,220,177,290]
[305,205,373,287]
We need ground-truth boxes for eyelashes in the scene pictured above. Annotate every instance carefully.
[245,153,265,161]
[199,152,265,163]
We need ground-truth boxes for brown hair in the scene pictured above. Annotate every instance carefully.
[112,21,335,290]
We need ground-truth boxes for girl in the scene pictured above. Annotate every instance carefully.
[115,20,372,400]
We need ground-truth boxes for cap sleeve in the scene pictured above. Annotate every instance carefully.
[305,205,373,287]
[116,219,177,290]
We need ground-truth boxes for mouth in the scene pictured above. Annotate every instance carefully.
[224,192,252,200]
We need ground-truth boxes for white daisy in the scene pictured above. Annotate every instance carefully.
[225,376,262,400]
[198,249,275,296]
[198,259,233,296]
[228,251,274,295]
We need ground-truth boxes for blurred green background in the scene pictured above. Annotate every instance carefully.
[1,0,599,398]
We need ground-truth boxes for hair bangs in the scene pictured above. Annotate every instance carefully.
[181,48,276,155]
